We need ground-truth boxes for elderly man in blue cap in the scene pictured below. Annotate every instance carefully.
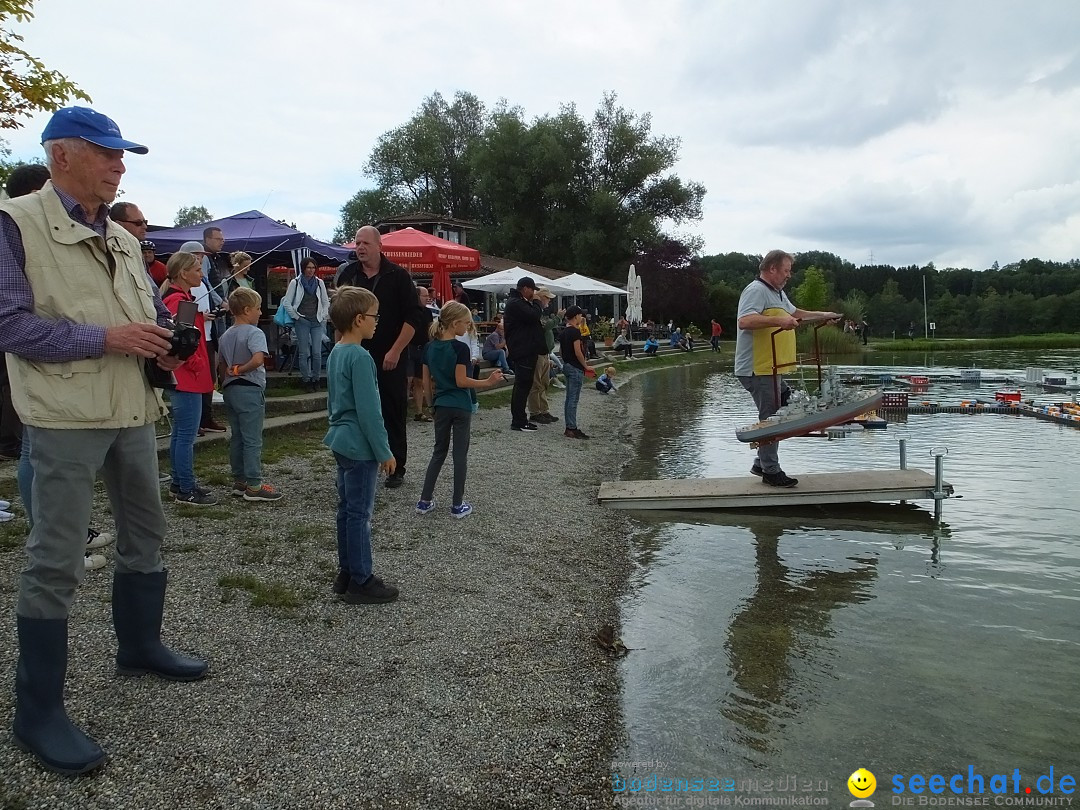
[0,107,209,775]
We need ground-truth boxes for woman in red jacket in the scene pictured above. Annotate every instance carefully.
[161,251,218,505]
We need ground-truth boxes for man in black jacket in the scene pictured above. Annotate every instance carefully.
[338,226,427,486]
[502,276,545,432]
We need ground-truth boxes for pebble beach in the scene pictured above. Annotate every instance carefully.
[0,382,640,809]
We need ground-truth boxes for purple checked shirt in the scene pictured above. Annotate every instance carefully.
[0,185,171,363]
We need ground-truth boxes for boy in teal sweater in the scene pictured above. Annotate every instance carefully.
[323,288,398,604]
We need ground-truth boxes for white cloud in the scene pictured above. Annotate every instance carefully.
[6,0,1079,268]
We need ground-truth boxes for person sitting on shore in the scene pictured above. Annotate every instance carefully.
[669,327,683,349]
[643,336,659,356]
[481,319,513,377]
[613,328,633,359]
[595,366,617,394]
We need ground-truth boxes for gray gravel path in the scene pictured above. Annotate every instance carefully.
[0,383,637,809]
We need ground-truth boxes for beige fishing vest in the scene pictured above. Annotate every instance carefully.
[0,182,165,428]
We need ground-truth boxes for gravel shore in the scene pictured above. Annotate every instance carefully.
[0,383,638,809]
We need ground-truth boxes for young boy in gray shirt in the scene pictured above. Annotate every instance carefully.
[218,287,282,501]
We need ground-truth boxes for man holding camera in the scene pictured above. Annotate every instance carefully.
[0,107,208,775]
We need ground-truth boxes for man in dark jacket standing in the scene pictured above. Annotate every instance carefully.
[502,276,545,432]
[337,225,427,487]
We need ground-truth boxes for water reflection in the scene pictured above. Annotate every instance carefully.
[616,352,1080,777]
[722,518,877,756]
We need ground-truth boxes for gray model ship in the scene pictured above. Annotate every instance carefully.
[736,367,883,444]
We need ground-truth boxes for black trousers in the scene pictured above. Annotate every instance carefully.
[510,358,535,428]
[376,360,409,476]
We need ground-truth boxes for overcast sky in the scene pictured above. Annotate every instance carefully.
[8,0,1079,271]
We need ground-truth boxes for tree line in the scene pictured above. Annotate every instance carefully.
[697,251,1080,338]
[339,90,1077,338]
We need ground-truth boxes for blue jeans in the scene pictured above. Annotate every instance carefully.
[564,365,584,430]
[169,390,202,493]
[334,452,378,583]
[482,348,511,374]
[295,317,326,383]
[17,430,33,526]
[223,383,265,487]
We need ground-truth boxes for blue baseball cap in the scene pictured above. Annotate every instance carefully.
[40,107,148,154]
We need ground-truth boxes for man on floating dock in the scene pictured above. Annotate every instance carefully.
[735,250,841,488]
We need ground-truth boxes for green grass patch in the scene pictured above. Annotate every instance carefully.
[265,382,315,398]
[218,573,305,609]
[477,386,513,409]
[872,333,1080,352]
[286,525,325,544]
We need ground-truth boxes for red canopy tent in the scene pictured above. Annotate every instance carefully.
[377,228,480,305]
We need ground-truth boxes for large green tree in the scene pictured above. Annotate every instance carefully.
[174,205,212,227]
[339,91,705,278]
[792,266,830,312]
[364,90,485,220]
[1,1,90,130]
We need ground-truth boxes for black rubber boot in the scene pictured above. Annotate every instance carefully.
[12,616,108,775]
[112,570,208,681]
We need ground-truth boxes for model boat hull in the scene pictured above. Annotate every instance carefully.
[736,391,884,443]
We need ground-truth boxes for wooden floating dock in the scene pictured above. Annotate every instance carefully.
[597,469,952,511]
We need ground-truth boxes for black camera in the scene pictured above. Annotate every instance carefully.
[145,300,202,389]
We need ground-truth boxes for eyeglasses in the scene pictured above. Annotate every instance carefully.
[359,313,380,323]
[116,219,149,227]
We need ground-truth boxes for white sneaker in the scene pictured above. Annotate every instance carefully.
[0,500,10,510]
[84,553,107,571]
[0,510,13,523]
[86,528,114,550]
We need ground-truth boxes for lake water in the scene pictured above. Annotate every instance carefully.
[613,350,1080,802]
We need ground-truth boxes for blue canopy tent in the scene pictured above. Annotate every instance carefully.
[146,210,352,268]
[146,211,352,329]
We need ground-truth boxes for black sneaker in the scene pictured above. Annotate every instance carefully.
[511,423,539,432]
[761,471,798,488]
[572,428,590,440]
[332,569,349,595]
[750,463,764,477]
[170,481,213,497]
[175,489,220,505]
[384,473,404,489]
[341,574,399,604]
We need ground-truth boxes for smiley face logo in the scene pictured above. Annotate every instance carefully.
[848,768,876,798]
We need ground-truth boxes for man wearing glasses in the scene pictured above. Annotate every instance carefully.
[108,201,148,241]
[337,225,427,489]
[0,106,208,775]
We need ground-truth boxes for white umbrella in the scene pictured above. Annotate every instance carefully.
[555,272,627,295]
[625,264,643,323]
[461,267,576,295]
[632,275,643,322]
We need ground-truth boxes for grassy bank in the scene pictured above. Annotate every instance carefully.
[871,333,1080,351]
